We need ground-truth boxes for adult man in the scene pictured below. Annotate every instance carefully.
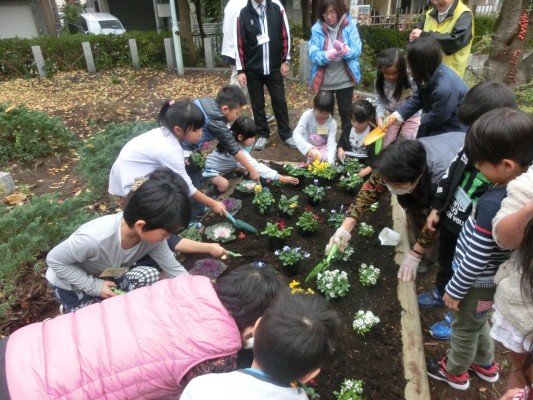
[235,0,296,151]
[409,0,473,78]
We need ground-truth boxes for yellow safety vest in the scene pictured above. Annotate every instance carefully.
[423,1,473,78]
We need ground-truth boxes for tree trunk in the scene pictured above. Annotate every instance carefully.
[484,0,531,87]
[191,0,206,39]
[177,0,197,65]
[301,0,312,40]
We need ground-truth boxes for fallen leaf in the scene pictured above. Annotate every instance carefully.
[3,193,27,205]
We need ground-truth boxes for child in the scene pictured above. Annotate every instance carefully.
[2,265,286,399]
[108,99,226,216]
[426,108,533,391]
[293,91,337,166]
[183,85,260,182]
[47,168,190,313]
[181,291,340,399]
[374,48,420,147]
[203,116,299,194]
[416,81,518,341]
[389,36,468,138]
[337,99,377,179]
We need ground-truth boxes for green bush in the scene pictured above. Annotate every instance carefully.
[0,104,76,167]
[77,121,157,193]
[358,25,410,55]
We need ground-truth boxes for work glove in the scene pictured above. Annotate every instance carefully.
[333,40,349,57]
[326,226,351,254]
[325,49,340,61]
[397,253,421,282]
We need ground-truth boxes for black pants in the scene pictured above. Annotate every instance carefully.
[327,86,354,130]
[436,224,459,296]
[246,69,291,141]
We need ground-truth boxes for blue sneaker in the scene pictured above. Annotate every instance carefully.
[417,288,445,308]
[429,312,452,340]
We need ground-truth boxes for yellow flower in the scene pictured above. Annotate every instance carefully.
[289,203,297,208]
[306,288,315,295]
[254,185,262,193]
[289,280,300,289]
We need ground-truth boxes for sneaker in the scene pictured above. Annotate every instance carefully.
[283,137,297,149]
[429,312,452,340]
[427,357,470,390]
[469,362,499,383]
[418,288,445,308]
[266,114,275,123]
[254,137,269,151]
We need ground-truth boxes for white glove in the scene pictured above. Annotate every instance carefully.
[398,253,421,282]
[326,227,351,254]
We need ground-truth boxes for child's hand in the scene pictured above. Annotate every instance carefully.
[443,293,460,311]
[211,201,227,216]
[247,166,260,181]
[208,243,226,258]
[337,148,345,163]
[100,280,118,299]
[377,117,384,128]
[426,209,440,233]
[307,148,320,160]
[279,175,299,185]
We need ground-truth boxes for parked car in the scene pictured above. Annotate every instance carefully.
[80,12,125,35]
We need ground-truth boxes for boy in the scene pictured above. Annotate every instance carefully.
[426,108,533,390]
[181,291,340,399]
[183,84,260,182]
[46,168,190,313]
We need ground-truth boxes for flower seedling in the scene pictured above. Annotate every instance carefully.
[358,222,375,237]
[333,379,364,400]
[352,310,380,336]
[278,194,299,216]
[252,185,275,214]
[369,201,379,212]
[307,158,338,180]
[338,173,364,192]
[188,151,207,169]
[283,163,311,178]
[204,222,236,243]
[296,211,321,233]
[289,280,315,295]
[330,244,355,263]
[236,180,257,193]
[340,158,363,175]
[189,258,227,281]
[358,263,380,286]
[274,246,310,266]
[303,180,326,203]
[316,269,350,301]
[261,220,293,239]
[220,197,242,214]
[321,206,346,228]
[179,222,203,242]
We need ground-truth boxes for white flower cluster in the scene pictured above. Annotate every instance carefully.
[358,263,380,286]
[316,269,350,301]
[352,310,380,336]
[333,378,364,400]
[358,222,375,237]
[213,227,231,239]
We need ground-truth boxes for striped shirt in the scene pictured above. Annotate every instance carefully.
[446,185,511,300]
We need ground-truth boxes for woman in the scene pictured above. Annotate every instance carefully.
[308,0,362,130]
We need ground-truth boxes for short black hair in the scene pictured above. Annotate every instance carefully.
[215,265,286,332]
[376,48,410,101]
[318,0,347,22]
[158,99,205,133]
[254,292,340,384]
[407,36,442,88]
[215,85,247,109]
[313,91,335,114]
[458,81,518,126]
[375,139,426,183]
[123,168,191,233]
[464,108,533,167]
[351,99,376,123]
[231,116,257,141]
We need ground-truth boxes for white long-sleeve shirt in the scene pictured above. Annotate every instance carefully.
[292,109,337,164]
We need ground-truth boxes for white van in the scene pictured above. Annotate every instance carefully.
[80,12,125,35]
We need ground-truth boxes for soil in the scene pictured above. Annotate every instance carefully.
[0,69,510,399]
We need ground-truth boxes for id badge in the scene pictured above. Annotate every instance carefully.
[317,127,329,136]
[257,33,270,45]
[99,268,128,278]
[453,186,471,212]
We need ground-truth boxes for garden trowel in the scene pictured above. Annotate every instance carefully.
[224,211,258,234]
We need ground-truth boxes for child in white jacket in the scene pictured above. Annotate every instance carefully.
[293,91,337,166]
[203,117,299,194]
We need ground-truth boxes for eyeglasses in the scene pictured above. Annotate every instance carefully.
[322,9,337,18]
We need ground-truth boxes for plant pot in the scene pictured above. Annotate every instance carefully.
[306,196,320,206]
[282,263,300,277]
[257,206,272,216]
[268,237,286,252]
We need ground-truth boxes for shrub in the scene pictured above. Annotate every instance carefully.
[77,121,157,193]
[0,104,75,167]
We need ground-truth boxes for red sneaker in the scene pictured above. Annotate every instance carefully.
[427,357,470,390]
[469,362,499,383]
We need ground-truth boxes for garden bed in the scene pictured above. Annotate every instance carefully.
[183,162,405,399]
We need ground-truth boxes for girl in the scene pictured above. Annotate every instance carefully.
[293,91,337,166]
[309,0,362,129]
[203,116,299,195]
[336,99,377,179]
[109,99,226,217]
[389,36,468,138]
[375,48,420,147]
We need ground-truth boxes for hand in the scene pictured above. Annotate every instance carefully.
[337,148,345,164]
[211,201,227,216]
[409,28,422,42]
[248,167,260,181]
[377,117,384,128]
[208,243,226,258]
[383,114,398,130]
[237,72,247,86]
[326,227,351,254]
[499,389,525,400]
[100,280,117,299]
[279,175,300,185]
[397,252,420,282]
[280,63,289,77]
[443,293,460,311]
[332,40,349,56]
[325,49,340,61]
[426,209,440,233]
[307,148,321,160]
